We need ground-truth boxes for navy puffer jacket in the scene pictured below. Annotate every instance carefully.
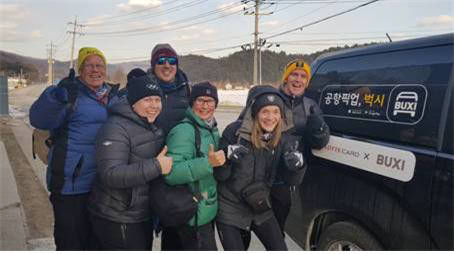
[148,69,191,134]
[29,79,119,194]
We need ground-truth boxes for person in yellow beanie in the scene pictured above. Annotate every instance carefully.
[76,47,108,91]
[29,46,119,250]
[281,59,311,96]
[269,58,330,241]
[77,47,107,74]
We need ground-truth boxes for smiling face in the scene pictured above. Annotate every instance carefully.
[192,96,216,121]
[154,59,177,83]
[79,55,106,91]
[257,105,281,132]
[284,68,309,97]
[132,95,162,123]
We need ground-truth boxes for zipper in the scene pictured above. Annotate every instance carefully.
[120,224,127,243]
[72,157,83,192]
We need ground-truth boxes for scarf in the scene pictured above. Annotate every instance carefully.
[94,85,110,105]
[158,79,177,92]
[204,117,216,129]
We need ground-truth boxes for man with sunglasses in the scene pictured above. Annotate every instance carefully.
[147,43,191,250]
[147,43,191,136]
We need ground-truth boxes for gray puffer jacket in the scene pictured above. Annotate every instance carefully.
[88,100,165,223]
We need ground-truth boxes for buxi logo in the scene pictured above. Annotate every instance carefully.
[393,91,418,117]
[387,84,427,125]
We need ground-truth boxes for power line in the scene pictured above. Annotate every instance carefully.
[82,0,207,27]
[84,2,248,37]
[79,0,181,25]
[264,0,339,34]
[263,0,380,40]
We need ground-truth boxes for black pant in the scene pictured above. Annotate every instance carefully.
[161,226,184,250]
[176,222,217,250]
[270,185,292,235]
[217,216,288,251]
[49,192,97,250]
[90,215,153,250]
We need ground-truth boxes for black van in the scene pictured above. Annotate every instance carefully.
[286,33,453,250]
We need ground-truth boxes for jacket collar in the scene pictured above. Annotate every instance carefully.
[146,69,189,92]
[109,99,159,130]
[278,83,305,106]
[184,107,217,131]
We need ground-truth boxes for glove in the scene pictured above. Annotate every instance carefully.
[306,105,327,134]
[306,106,330,149]
[56,68,78,106]
[227,144,249,164]
[284,141,305,171]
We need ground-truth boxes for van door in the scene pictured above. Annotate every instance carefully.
[431,86,453,250]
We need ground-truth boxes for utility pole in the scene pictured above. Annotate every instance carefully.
[47,42,56,85]
[68,16,85,69]
[253,0,259,86]
[258,38,266,86]
[243,0,273,86]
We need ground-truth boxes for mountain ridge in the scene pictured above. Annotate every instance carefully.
[0,42,378,86]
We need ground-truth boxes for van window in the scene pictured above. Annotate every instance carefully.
[308,44,453,149]
[442,89,453,154]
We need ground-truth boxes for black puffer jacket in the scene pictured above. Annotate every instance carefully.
[278,84,330,150]
[88,100,165,223]
[214,118,306,230]
[149,69,191,134]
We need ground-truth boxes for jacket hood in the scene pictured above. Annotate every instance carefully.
[237,87,290,141]
[109,99,158,129]
[278,83,305,106]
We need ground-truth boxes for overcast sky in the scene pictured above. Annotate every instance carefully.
[1,0,453,63]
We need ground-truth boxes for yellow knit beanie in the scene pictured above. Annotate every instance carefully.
[77,47,106,73]
[282,59,311,83]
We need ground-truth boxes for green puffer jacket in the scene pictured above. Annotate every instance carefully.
[164,107,220,227]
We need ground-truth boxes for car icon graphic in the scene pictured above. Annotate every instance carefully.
[393,91,418,117]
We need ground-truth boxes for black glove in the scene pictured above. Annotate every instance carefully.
[306,106,326,134]
[284,140,305,171]
[306,106,330,149]
[56,68,78,107]
[227,144,249,164]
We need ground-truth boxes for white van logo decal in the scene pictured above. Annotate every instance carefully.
[313,136,416,182]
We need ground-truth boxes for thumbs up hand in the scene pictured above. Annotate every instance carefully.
[208,144,226,167]
[284,141,305,172]
[156,145,173,175]
[227,144,249,164]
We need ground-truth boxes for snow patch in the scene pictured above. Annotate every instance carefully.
[218,89,248,106]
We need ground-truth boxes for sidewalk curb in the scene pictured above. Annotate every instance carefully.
[0,140,27,250]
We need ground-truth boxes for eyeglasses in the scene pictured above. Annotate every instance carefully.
[83,64,105,70]
[156,57,177,65]
[195,98,216,106]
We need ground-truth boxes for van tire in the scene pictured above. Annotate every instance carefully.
[318,221,383,251]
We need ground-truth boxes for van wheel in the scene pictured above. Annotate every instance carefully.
[318,221,383,251]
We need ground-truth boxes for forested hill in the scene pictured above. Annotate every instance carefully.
[0,42,378,86]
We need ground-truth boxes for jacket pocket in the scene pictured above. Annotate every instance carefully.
[72,156,84,192]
